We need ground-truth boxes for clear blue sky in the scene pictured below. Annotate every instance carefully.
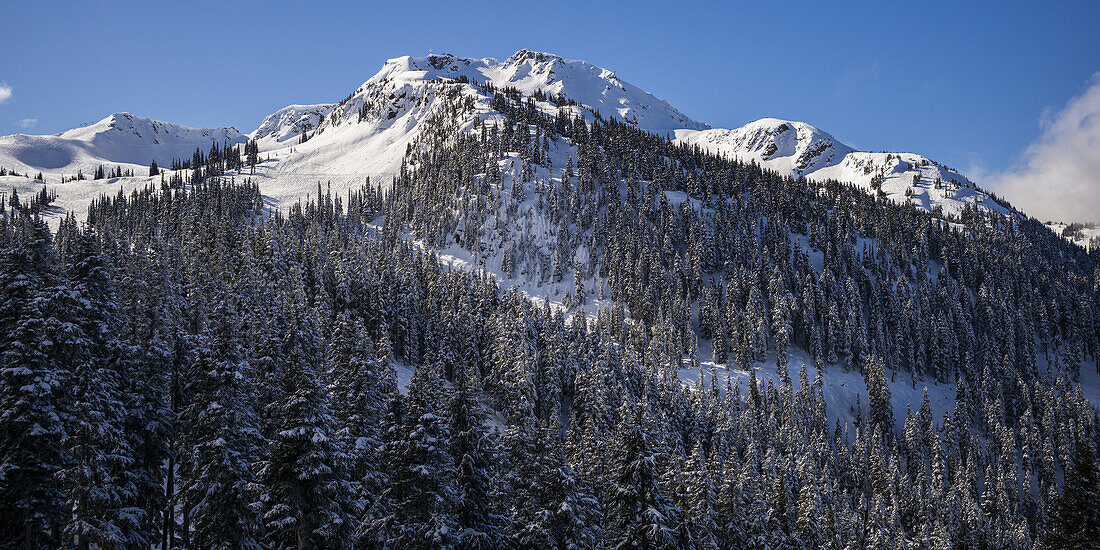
[1,0,1097,175]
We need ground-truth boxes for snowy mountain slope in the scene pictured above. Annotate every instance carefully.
[239,50,708,204]
[1,49,1097,443]
[0,47,1030,229]
[255,49,704,178]
[0,50,1011,224]
[0,112,246,176]
[358,50,708,133]
[675,119,1010,217]
[1045,221,1100,250]
[0,173,155,225]
[252,103,335,148]
[240,74,487,206]
[676,118,856,174]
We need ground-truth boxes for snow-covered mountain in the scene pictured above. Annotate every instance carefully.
[2,52,1097,549]
[677,118,856,175]
[0,112,245,175]
[1045,221,1100,249]
[364,50,709,133]
[674,118,1009,217]
[252,103,335,148]
[0,49,1011,222]
[238,50,710,203]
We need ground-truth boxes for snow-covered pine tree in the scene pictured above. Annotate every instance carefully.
[684,442,719,549]
[0,216,68,549]
[260,311,356,549]
[179,296,265,550]
[448,363,501,549]
[370,362,457,548]
[54,227,140,549]
[1044,442,1100,549]
[326,311,394,513]
[606,401,677,549]
[113,244,175,548]
[864,353,893,434]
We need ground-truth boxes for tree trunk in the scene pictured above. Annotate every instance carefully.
[22,511,33,550]
[164,452,175,549]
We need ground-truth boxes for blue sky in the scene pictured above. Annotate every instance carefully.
[1,0,1098,184]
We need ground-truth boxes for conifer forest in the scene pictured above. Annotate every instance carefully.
[1,60,1099,550]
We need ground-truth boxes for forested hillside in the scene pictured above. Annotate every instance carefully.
[1,61,1099,549]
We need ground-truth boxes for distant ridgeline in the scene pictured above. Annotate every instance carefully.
[1,55,1099,549]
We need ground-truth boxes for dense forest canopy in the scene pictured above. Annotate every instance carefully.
[0,79,1098,549]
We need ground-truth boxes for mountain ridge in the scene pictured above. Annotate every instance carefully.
[1,49,1098,549]
[673,118,1009,218]
[0,49,1048,228]
[0,112,245,173]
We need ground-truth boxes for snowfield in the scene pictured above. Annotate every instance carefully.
[0,50,1022,230]
[0,112,245,175]
[1044,221,1100,250]
[675,119,1010,218]
[252,103,335,148]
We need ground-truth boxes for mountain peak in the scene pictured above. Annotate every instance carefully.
[505,49,564,66]
[675,117,1006,217]
[360,50,706,132]
[0,111,246,172]
[252,103,334,145]
[59,112,243,142]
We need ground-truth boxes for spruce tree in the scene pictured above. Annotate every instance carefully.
[449,364,501,549]
[606,402,677,549]
[180,297,265,550]
[326,311,394,513]
[864,354,893,434]
[0,217,67,549]
[1044,443,1100,549]
[260,313,356,549]
[371,363,457,548]
[55,228,138,549]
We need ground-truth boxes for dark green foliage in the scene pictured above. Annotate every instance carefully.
[259,314,356,549]
[0,72,1098,549]
[369,363,457,548]
[607,403,678,549]
[180,297,265,550]
[0,217,67,549]
[1044,444,1100,549]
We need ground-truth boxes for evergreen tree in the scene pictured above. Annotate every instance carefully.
[449,365,501,549]
[327,311,393,512]
[55,228,139,549]
[260,313,356,549]
[371,363,457,548]
[0,217,67,549]
[1044,443,1100,549]
[179,297,265,550]
[246,139,260,174]
[864,354,893,434]
[606,402,677,549]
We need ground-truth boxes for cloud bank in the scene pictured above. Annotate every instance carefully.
[992,74,1100,223]
[17,118,37,129]
[0,83,11,104]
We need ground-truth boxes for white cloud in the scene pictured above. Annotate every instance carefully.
[0,83,11,103]
[17,118,36,129]
[990,74,1100,223]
